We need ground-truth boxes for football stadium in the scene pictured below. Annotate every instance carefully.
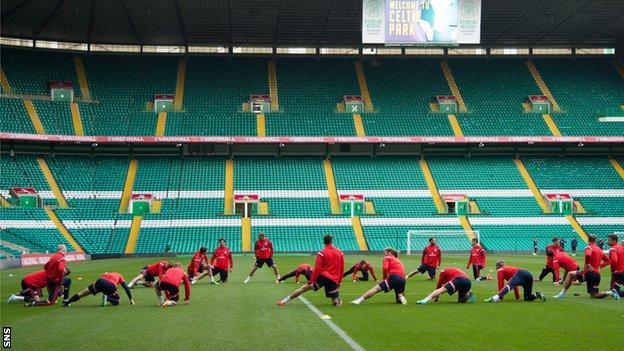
[1,0,623,350]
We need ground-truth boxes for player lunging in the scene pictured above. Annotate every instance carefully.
[156,262,191,307]
[8,268,71,306]
[467,238,490,281]
[406,237,441,280]
[344,260,378,282]
[537,237,563,283]
[417,267,476,304]
[554,235,611,299]
[278,263,313,283]
[277,235,344,307]
[188,247,217,285]
[128,260,172,288]
[63,272,134,307]
[350,248,407,305]
[245,233,280,283]
[486,261,546,302]
[211,238,234,283]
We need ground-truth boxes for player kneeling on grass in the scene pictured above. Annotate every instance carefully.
[406,237,441,281]
[417,267,476,304]
[211,238,234,283]
[128,260,173,288]
[605,234,623,299]
[277,234,344,307]
[344,260,378,282]
[63,272,134,307]
[8,268,72,306]
[351,248,406,305]
[245,233,280,283]
[485,261,545,303]
[156,262,191,307]
[189,247,217,285]
[278,263,313,283]
[467,238,490,281]
[554,235,614,299]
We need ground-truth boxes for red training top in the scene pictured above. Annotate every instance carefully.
[467,244,486,268]
[23,270,49,288]
[609,244,624,273]
[310,244,344,285]
[294,263,313,282]
[44,251,66,283]
[545,244,563,268]
[552,252,579,281]
[497,265,521,300]
[350,261,378,281]
[211,246,233,270]
[382,255,405,279]
[160,267,191,301]
[421,244,442,268]
[584,243,610,273]
[436,267,468,289]
[146,261,169,277]
[101,272,125,286]
[188,251,208,275]
[254,238,274,260]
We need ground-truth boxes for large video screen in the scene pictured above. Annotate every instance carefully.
[362,0,481,45]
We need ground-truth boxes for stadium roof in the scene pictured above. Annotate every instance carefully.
[1,0,623,48]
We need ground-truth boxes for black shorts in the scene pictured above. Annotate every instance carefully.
[613,272,624,285]
[88,278,117,296]
[156,281,180,301]
[418,264,436,278]
[580,271,601,294]
[444,277,471,296]
[379,274,406,294]
[211,267,229,282]
[255,258,275,268]
[312,275,340,299]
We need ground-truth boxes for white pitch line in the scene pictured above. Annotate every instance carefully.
[299,296,365,351]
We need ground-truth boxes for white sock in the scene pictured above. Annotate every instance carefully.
[354,297,364,304]
[491,295,500,302]
[280,296,291,304]
[422,294,434,303]
[558,289,566,296]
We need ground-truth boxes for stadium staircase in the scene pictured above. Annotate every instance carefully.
[119,159,138,213]
[440,61,467,112]
[44,207,84,252]
[525,61,562,136]
[323,159,342,214]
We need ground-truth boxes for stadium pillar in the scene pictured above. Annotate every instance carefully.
[439,62,467,112]
[351,216,369,251]
[119,159,138,213]
[418,159,446,214]
[37,158,68,208]
[44,207,84,252]
[70,102,85,135]
[124,216,143,254]
[565,215,589,243]
[224,159,234,214]
[323,159,341,215]
[608,158,624,181]
[514,159,551,214]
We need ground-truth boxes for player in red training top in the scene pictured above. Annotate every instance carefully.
[467,238,490,281]
[156,262,191,307]
[486,261,546,302]
[245,233,280,283]
[8,268,72,306]
[127,260,173,288]
[537,237,563,283]
[344,260,378,282]
[278,263,313,283]
[211,238,234,283]
[188,247,217,285]
[350,248,407,305]
[554,235,611,299]
[63,272,134,307]
[406,237,441,280]
[417,267,476,304]
[278,235,344,307]
[603,234,624,298]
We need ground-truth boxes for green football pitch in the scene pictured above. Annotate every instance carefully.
[1,254,621,350]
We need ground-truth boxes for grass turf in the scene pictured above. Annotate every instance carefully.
[1,253,621,350]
